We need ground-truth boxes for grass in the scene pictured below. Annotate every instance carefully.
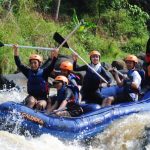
[0,1,149,74]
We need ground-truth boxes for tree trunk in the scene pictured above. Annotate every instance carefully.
[55,0,61,21]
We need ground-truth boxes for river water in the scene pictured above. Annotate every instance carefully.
[1,74,150,150]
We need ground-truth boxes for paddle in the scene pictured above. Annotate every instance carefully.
[0,20,83,51]
[56,19,84,50]
[53,32,108,84]
[48,107,67,115]
[0,41,55,51]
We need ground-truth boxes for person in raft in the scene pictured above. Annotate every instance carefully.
[50,60,80,103]
[46,75,83,117]
[102,55,142,107]
[13,44,58,110]
[73,50,112,105]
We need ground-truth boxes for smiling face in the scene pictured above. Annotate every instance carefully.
[125,60,135,70]
[91,54,100,65]
[30,59,40,71]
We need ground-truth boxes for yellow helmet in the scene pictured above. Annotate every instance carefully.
[125,55,138,63]
[60,61,73,71]
[54,75,68,85]
[29,54,43,63]
[89,50,101,57]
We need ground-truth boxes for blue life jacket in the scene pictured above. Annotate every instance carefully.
[27,69,49,98]
[68,73,80,103]
[68,73,80,84]
[123,69,141,94]
[57,85,75,103]
[67,85,79,104]
[57,85,67,102]
[82,65,102,92]
[137,69,145,87]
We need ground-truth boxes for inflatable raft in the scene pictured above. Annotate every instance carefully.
[0,90,150,141]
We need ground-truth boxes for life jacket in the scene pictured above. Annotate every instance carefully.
[123,69,141,94]
[67,85,79,104]
[68,73,80,103]
[82,65,102,92]
[57,85,75,103]
[137,69,145,87]
[68,73,80,84]
[27,69,49,98]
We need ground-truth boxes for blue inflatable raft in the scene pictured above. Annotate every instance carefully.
[0,90,150,141]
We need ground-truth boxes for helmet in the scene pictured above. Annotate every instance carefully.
[89,50,101,57]
[29,54,43,62]
[60,61,73,71]
[54,75,68,85]
[125,55,138,63]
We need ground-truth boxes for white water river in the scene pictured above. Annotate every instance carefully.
[0,74,150,150]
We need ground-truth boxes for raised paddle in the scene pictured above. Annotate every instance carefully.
[0,20,83,51]
[53,32,108,84]
[56,19,84,49]
[0,41,55,51]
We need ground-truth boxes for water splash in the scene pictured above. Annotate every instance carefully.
[0,131,84,150]
[0,87,27,104]
[88,113,150,150]
[1,88,150,149]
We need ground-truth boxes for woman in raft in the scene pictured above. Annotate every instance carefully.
[13,45,58,110]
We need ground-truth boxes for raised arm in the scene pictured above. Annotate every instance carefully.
[43,49,58,77]
[72,54,87,71]
[13,45,30,78]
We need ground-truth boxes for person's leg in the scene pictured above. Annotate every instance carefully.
[25,95,37,108]
[46,96,59,113]
[36,100,47,110]
[102,96,115,107]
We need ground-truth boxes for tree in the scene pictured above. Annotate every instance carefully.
[55,0,61,21]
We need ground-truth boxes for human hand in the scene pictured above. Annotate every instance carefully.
[13,44,19,56]
[51,48,59,59]
[72,53,78,62]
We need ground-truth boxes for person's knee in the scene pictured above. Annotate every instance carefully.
[36,100,47,110]
[26,96,36,105]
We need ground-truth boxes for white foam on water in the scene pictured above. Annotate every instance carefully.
[1,88,150,149]
[90,113,150,150]
[0,131,84,150]
[0,87,27,104]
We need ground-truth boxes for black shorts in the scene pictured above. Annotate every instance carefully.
[113,93,132,104]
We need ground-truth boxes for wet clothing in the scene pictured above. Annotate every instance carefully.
[14,56,57,100]
[73,62,112,104]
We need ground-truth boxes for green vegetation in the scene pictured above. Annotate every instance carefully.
[0,0,149,74]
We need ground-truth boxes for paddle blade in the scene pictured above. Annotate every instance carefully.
[53,32,69,48]
[0,42,4,47]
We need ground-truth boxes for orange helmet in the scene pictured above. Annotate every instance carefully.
[125,55,138,63]
[89,50,101,57]
[29,54,43,62]
[54,75,68,85]
[60,61,73,71]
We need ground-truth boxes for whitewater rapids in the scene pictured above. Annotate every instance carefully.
[0,74,150,149]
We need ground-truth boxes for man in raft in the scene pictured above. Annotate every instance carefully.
[102,55,142,106]
[13,45,58,110]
